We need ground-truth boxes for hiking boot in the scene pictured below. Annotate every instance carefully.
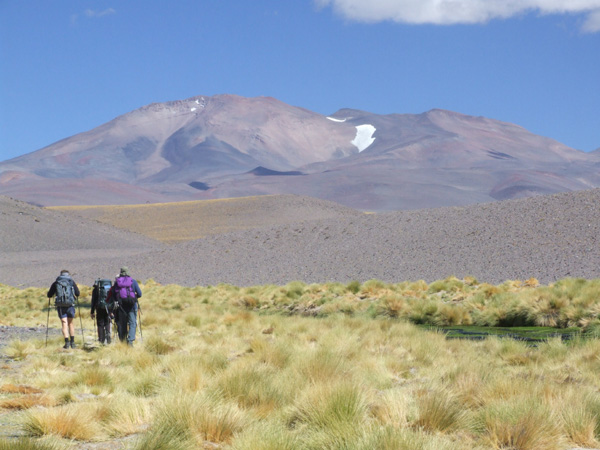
[70,342,77,349]
[63,343,70,349]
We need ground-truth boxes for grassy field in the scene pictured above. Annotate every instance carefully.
[49,197,277,243]
[1,277,600,449]
[48,195,359,244]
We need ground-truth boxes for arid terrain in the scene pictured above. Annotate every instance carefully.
[1,189,598,289]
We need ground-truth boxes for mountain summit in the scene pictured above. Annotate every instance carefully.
[1,94,598,210]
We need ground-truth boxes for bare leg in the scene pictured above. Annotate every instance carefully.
[61,317,69,338]
[67,317,75,337]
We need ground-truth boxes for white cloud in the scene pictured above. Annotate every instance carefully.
[71,8,115,26]
[582,8,600,31]
[84,8,116,18]
[315,0,600,31]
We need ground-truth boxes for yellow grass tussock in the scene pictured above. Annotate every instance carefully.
[2,277,600,448]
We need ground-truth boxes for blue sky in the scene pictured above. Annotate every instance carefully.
[1,0,599,162]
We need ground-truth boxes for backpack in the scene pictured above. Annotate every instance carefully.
[54,276,76,307]
[95,278,113,312]
[115,276,136,308]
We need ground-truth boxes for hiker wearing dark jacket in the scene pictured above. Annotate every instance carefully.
[91,280,114,345]
[109,267,142,346]
[47,270,80,349]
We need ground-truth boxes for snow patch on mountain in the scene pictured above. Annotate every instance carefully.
[327,117,347,123]
[352,125,376,152]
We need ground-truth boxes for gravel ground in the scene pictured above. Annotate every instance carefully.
[128,188,600,286]
[0,325,62,351]
[1,189,599,288]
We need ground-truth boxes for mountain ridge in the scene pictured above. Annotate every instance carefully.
[0,94,597,210]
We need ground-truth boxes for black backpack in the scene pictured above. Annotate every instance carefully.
[54,276,76,307]
[95,278,113,312]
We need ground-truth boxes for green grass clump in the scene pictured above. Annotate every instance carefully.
[0,438,65,450]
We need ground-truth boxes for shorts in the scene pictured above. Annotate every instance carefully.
[57,306,76,319]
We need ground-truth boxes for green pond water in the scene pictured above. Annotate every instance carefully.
[421,325,586,343]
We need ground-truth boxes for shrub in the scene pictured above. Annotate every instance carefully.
[126,371,162,397]
[144,394,247,447]
[346,280,361,294]
[0,438,65,450]
[22,403,103,441]
[284,281,306,299]
[230,421,300,450]
[355,426,466,450]
[237,295,260,309]
[360,279,387,296]
[432,303,471,326]
[132,422,195,450]
[369,389,411,428]
[560,404,599,448]
[377,295,405,318]
[478,399,563,450]
[215,362,288,413]
[427,277,465,294]
[0,394,55,410]
[145,335,177,355]
[74,365,112,387]
[288,382,368,430]
[407,299,438,324]
[413,388,467,433]
[98,394,151,437]
[184,315,202,327]
[4,340,36,360]
[298,347,348,383]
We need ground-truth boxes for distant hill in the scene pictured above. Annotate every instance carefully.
[1,190,599,288]
[0,94,598,210]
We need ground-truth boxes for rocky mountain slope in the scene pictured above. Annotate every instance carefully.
[1,190,598,288]
[1,94,598,210]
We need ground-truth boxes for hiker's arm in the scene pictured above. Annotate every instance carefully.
[47,283,56,298]
[73,282,81,298]
[133,280,142,298]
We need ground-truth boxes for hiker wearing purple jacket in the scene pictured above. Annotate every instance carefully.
[109,267,142,346]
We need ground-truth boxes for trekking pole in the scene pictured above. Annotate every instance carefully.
[112,314,117,342]
[76,297,85,346]
[137,301,143,343]
[45,297,51,347]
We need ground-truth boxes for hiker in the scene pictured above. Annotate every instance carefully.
[91,279,114,345]
[110,267,142,346]
[47,270,80,349]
